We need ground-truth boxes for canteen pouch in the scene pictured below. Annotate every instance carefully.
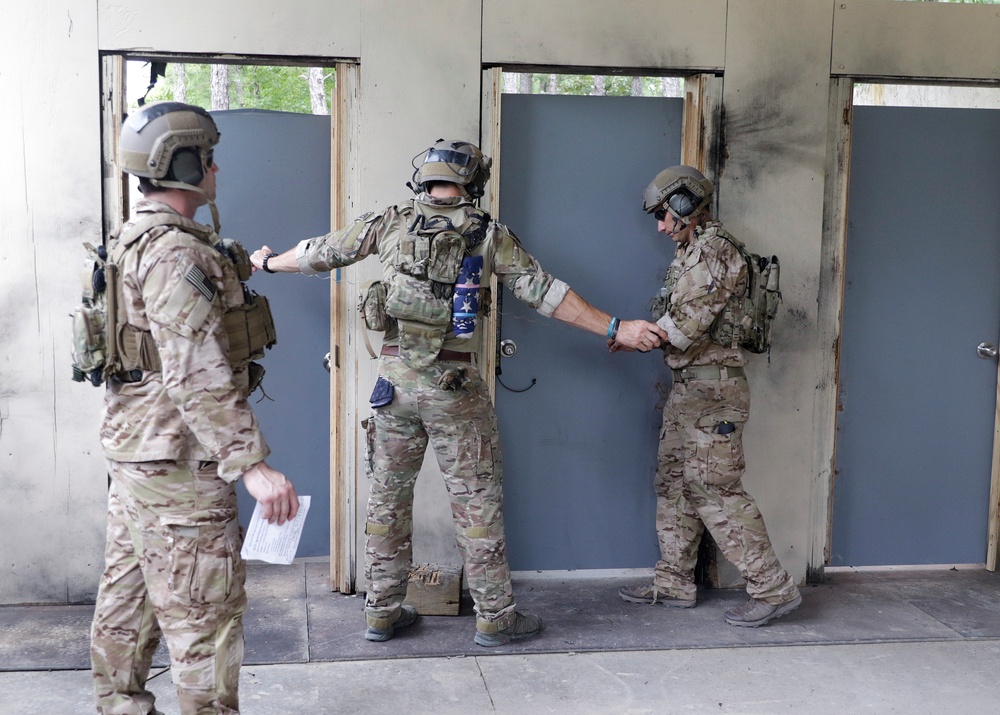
[360,280,391,332]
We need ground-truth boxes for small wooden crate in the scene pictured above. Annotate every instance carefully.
[402,563,463,616]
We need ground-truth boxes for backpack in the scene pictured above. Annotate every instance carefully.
[709,231,781,355]
[70,242,111,386]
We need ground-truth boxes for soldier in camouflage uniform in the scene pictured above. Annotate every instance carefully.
[616,166,801,628]
[251,139,666,646]
[90,102,299,714]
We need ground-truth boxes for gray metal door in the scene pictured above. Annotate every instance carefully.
[496,93,683,570]
[832,106,1000,566]
[196,109,331,557]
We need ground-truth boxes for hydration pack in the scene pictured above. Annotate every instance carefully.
[708,231,781,355]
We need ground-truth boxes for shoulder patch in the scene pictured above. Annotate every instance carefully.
[185,264,217,302]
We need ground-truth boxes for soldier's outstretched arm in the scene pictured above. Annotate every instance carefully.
[242,461,299,524]
[551,289,666,352]
[250,245,300,274]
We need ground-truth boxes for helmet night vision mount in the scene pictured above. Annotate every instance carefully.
[410,139,492,199]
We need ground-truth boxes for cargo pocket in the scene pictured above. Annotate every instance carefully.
[163,515,237,605]
[690,413,746,486]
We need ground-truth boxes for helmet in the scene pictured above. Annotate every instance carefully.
[642,165,714,223]
[119,101,220,187]
[411,139,492,198]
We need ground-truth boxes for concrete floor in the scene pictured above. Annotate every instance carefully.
[3,563,1000,714]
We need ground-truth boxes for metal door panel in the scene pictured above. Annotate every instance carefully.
[497,94,683,570]
[833,106,1000,565]
[197,109,332,557]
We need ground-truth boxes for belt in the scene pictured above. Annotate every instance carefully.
[380,345,472,363]
[671,366,745,382]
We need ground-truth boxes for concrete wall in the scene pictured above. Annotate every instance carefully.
[2,0,998,603]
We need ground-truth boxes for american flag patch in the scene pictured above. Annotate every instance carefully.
[185,265,217,302]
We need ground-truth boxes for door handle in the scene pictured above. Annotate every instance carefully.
[977,342,998,360]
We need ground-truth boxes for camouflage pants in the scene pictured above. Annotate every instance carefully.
[363,355,515,627]
[91,460,246,715]
[653,376,799,604]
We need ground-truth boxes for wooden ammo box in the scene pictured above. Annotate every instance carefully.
[402,563,463,616]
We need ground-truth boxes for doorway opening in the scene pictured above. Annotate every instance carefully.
[101,55,358,591]
[828,81,1000,572]
[500,71,684,98]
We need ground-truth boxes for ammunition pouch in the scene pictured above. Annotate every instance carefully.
[116,324,163,373]
[649,264,681,346]
[218,238,254,281]
[223,292,278,364]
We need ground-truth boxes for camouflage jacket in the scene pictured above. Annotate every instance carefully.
[295,193,567,355]
[101,200,269,481]
[657,221,749,370]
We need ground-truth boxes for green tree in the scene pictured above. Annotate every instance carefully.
[136,63,334,114]
[502,72,683,97]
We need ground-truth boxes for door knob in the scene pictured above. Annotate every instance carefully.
[500,339,517,358]
[977,342,997,360]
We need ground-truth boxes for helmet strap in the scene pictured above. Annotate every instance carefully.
[148,179,222,233]
[666,207,691,226]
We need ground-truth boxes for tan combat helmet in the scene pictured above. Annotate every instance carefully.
[642,165,714,223]
[119,101,220,189]
[411,139,492,198]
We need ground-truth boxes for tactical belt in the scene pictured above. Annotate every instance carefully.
[671,365,745,382]
[380,345,472,363]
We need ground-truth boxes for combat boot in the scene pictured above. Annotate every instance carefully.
[474,611,542,647]
[724,594,802,627]
[365,604,418,642]
[618,582,696,608]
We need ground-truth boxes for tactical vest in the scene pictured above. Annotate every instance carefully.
[71,212,276,387]
[650,224,781,355]
[379,200,490,369]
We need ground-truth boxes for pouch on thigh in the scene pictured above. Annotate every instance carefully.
[686,411,746,487]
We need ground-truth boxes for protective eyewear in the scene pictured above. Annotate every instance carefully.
[424,148,472,167]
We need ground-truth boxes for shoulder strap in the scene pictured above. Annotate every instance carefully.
[117,212,215,250]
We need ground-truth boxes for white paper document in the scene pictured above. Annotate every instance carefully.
[241,495,311,565]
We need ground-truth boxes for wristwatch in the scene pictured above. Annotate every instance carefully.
[261,252,279,274]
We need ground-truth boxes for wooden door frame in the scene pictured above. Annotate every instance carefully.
[987,365,1000,570]
[812,77,854,580]
[329,61,360,592]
